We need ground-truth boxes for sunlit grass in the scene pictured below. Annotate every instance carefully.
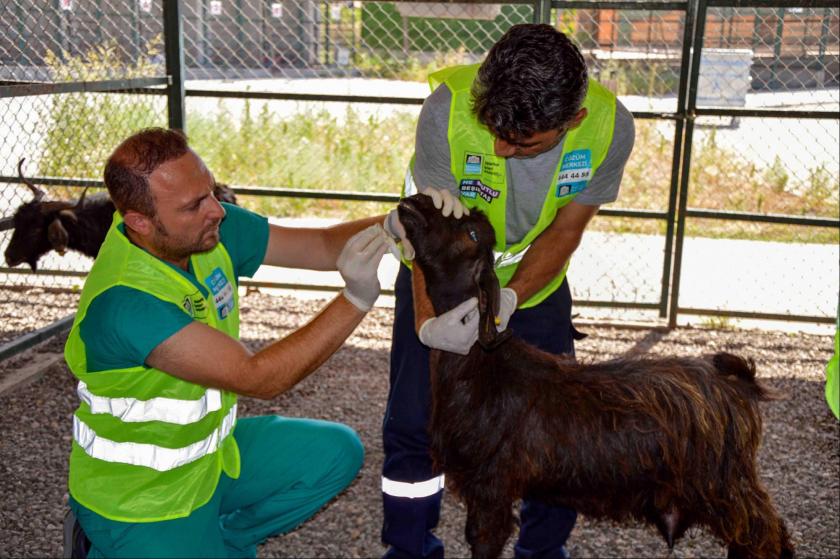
[36,42,838,244]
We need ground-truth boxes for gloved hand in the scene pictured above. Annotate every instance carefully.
[418,297,479,355]
[497,287,518,332]
[420,186,470,219]
[337,224,389,312]
[383,209,414,261]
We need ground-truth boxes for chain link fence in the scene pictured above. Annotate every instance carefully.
[1,0,169,350]
[1,1,838,354]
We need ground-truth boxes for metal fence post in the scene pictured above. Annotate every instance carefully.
[533,0,551,24]
[164,0,186,131]
[819,7,831,86]
[668,0,708,328]
[770,7,785,88]
[659,0,699,321]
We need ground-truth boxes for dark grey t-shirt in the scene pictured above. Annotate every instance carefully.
[413,84,635,244]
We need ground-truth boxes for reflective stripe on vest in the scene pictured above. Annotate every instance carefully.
[77,382,222,425]
[381,474,445,498]
[494,245,530,268]
[73,404,238,472]
[65,212,242,521]
[404,167,419,197]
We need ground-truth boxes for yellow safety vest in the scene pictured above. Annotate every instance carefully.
[827,314,839,419]
[404,63,616,308]
[64,212,241,522]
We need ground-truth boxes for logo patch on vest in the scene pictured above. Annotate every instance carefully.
[182,291,208,320]
[464,153,482,175]
[556,149,592,197]
[204,267,234,320]
[459,179,500,203]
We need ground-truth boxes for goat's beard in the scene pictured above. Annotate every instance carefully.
[150,215,221,261]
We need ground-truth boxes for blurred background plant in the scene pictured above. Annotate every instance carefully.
[33,41,838,244]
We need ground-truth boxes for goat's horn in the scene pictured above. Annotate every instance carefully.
[75,187,89,209]
[17,158,44,202]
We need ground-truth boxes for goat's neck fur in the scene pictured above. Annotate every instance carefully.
[63,196,115,257]
[425,276,475,317]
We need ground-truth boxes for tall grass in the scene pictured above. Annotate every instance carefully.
[35,43,837,243]
[593,120,839,243]
[354,47,475,82]
[36,39,164,198]
[187,101,417,219]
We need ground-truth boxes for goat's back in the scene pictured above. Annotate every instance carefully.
[430,340,770,515]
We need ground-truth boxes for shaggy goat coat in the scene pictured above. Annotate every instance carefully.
[396,193,793,559]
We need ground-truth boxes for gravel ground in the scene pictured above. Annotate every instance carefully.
[0,291,837,558]
[0,287,80,345]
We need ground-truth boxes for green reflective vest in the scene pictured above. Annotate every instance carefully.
[64,212,241,522]
[827,314,839,420]
[405,63,616,308]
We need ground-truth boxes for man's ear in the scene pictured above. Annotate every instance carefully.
[122,210,154,236]
[568,108,588,130]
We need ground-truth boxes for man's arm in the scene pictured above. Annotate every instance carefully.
[147,293,366,400]
[505,200,599,303]
[505,101,634,302]
[261,215,386,270]
[147,222,389,400]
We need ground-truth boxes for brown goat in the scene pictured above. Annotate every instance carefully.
[396,193,793,559]
[3,159,238,271]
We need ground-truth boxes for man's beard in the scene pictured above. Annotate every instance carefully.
[151,217,220,262]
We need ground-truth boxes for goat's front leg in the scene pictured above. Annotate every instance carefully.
[464,497,515,559]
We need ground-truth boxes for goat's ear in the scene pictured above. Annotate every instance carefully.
[474,259,501,349]
[47,218,69,255]
[58,209,78,223]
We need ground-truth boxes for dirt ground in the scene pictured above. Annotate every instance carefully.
[0,291,837,558]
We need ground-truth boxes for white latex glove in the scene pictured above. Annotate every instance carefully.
[337,224,389,312]
[383,209,414,261]
[418,297,479,355]
[420,187,470,219]
[497,287,518,332]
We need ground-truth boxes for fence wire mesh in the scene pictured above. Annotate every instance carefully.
[0,1,838,349]
[178,1,533,80]
[0,0,168,343]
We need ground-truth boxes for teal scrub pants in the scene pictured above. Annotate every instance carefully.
[70,415,365,558]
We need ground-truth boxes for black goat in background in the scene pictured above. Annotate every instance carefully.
[4,159,238,271]
[397,193,793,559]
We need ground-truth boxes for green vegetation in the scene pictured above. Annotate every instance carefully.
[598,59,681,97]
[700,315,736,329]
[186,101,416,219]
[35,39,164,199]
[354,47,473,82]
[35,42,837,244]
[360,3,529,57]
[594,122,839,243]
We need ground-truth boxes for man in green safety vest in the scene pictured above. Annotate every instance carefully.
[380,24,636,558]
[63,127,393,557]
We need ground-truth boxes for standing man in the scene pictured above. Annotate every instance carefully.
[64,127,390,558]
[380,24,636,558]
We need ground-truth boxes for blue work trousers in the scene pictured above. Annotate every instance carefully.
[381,265,580,559]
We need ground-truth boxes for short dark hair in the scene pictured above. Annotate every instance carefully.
[104,127,189,216]
[472,24,588,142]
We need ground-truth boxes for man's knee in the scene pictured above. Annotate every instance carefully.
[320,422,365,487]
